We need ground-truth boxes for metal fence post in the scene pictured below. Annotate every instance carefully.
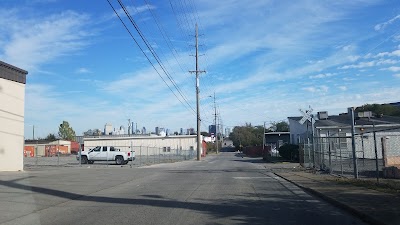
[381,137,387,168]
[307,141,311,168]
[373,129,380,183]
[146,148,149,164]
[57,146,60,166]
[311,116,316,168]
[361,133,365,166]
[130,141,133,168]
[349,107,359,179]
[35,146,38,166]
[328,140,332,174]
[152,147,155,164]
[340,145,343,176]
[79,144,82,167]
[139,146,142,167]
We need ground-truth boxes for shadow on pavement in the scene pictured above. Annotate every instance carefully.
[0,176,356,225]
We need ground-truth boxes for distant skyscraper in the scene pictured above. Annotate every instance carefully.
[209,125,216,135]
[180,128,183,135]
[225,127,231,136]
[142,127,146,134]
[155,127,159,135]
[104,123,113,135]
[119,126,125,135]
[187,128,195,135]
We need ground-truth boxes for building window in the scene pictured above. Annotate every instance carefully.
[167,147,171,152]
[163,147,167,152]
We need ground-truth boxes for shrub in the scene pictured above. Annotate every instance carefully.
[278,144,299,162]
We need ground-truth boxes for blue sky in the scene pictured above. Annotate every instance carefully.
[1,0,400,138]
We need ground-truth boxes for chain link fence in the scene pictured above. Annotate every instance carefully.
[24,145,197,169]
[300,132,400,178]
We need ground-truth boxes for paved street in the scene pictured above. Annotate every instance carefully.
[1,152,365,225]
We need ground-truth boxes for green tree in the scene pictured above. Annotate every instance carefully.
[269,121,289,132]
[45,133,57,141]
[356,104,400,117]
[278,144,299,162]
[229,123,264,150]
[58,121,76,141]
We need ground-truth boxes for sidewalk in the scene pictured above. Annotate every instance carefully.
[274,171,400,225]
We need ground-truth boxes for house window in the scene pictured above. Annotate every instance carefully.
[167,147,171,152]
[163,147,167,152]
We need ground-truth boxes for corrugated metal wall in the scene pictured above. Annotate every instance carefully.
[83,135,200,155]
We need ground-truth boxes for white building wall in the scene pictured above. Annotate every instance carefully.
[0,78,25,171]
[83,135,200,155]
[288,118,310,144]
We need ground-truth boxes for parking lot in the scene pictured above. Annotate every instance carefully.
[24,153,196,169]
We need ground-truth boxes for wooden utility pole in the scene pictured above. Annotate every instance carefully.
[190,24,205,161]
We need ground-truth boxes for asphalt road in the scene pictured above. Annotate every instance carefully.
[1,152,366,225]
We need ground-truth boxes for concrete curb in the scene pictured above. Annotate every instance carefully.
[273,172,386,225]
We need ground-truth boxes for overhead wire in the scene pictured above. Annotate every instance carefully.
[107,0,195,116]
[114,0,197,115]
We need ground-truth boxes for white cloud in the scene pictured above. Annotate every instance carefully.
[393,74,400,78]
[340,61,375,69]
[309,73,336,79]
[0,10,91,71]
[376,59,398,65]
[374,15,400,31]
[76,67,91,74]
[363,49,400,59]
[387,66,400,72]
[113,4,155,18]
[338,86,347,91]
[347,55,360,62]
[302,86,328,94]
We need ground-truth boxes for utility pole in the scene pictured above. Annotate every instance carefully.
[263,122,265,155]
[213,92,218,154]
[189,24,205,161]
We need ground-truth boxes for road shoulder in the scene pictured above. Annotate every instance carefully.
[274,171,400,225]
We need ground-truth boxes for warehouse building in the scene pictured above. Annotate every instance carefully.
[0,61,28,171]
[83,135,203,157]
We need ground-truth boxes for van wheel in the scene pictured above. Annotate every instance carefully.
[115,156,124,165]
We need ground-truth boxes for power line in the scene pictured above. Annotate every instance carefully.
[107,0,195,115]
[117,0,194,112]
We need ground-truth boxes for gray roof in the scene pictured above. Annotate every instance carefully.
[0,61,28,84]
[317,114,400,126]
[289,114,400,128]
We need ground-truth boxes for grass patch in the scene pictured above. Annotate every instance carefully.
[334,178,400,195]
